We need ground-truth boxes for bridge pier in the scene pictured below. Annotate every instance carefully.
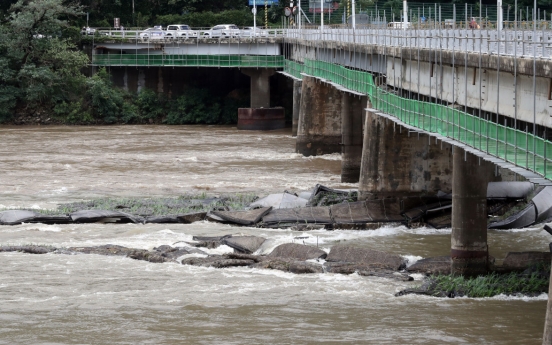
[241,68,275,108]
[358,109,453,203]
[292,80,302,136]
[341,93,367,183]
[451,147,495,276]
[296,76,342,156]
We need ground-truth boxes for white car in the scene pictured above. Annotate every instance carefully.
[165,24,198,39]
[240,26,268,37]
[80,27,97,35]
[140,27,165,41]
[202,24,240,38]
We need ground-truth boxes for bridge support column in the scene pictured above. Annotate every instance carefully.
[451,147,494,276]
[341,93,367,183]
[543,244,552,344]
[296,76,342,156]
[242,68,275,108]
[358,109,453,202]
[292,80,302,136]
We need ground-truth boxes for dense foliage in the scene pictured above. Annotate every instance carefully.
[2,0,551,124]
[0,0,251,125]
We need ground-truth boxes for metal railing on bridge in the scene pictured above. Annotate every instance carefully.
[92,54,284,68]
[285,59,552,179]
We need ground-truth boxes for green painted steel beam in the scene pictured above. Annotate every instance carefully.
[284,58,552,180]
[92,54,284,68]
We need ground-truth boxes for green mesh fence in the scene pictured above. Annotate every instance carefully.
[286,58,552,179]
[93,54,284,68]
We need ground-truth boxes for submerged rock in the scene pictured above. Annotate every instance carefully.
[326,245,407,271]
[180,255,256,268]
[501,252,551,272]
[268,243,327,261]
[0,245,57,254]
[406,256,451,275]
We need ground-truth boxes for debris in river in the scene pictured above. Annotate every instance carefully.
[0,183,550,230]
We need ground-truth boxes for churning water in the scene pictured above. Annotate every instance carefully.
[0,125,550,344]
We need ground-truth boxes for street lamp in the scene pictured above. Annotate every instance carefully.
[253,0,257,31]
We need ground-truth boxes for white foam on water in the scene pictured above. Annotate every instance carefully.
[29,224,63,233]
[491,226,543,233]
[457,293,549,301]
[408,273,426,281]
[303,153,342,161]
[200,244,234,255]
[157,229,176,234]
[403,255,423,267]
[400,226,452,235]
[306,258,326,265]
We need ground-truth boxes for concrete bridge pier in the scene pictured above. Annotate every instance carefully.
[241,68,274,108]
[341,93,367,183]
[451,147,495,276]
[239,68,285,130]
[358,109,453,206]
[292,80,302,136]
[296,76,342,156]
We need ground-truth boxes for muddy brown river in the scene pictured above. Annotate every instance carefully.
[0,125,550,344]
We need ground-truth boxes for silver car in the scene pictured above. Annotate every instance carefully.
[240,26,268,37]
[165,24,198,39]
[202,24,240,38]
[140,27,165,41]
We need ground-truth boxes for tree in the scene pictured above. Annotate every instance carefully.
[0,0,89,121]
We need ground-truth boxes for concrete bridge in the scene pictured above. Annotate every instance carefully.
[91,27,552,272]
[91,25,552,339]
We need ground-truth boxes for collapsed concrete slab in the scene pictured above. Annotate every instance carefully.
[70,210,144,224]
[222,236,266,254]
[0,210,40,225]
[249,193,307,209]
[488,204,537,229]
[211,207,272,225]
[307,184,357,207]
[261,207,333,227]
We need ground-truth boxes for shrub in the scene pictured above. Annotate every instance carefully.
[137,89,166,121]
[85,68,124,123]
[165,87,221,124]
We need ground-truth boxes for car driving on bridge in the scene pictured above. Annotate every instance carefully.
[165,24,198,39]
[140,27,165,41]
[202,24,240,38]
[240,26,268,37]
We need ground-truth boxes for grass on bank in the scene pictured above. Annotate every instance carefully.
[6,193,259,217]
[423,263,550,298]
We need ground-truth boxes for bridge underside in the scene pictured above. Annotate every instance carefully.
[92,42,283,68]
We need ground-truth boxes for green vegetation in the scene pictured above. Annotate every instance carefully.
[23,193,259,217]
[0,0,252,125]
[418,263,550,298]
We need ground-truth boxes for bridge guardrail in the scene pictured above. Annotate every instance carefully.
[286,58,552,179]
